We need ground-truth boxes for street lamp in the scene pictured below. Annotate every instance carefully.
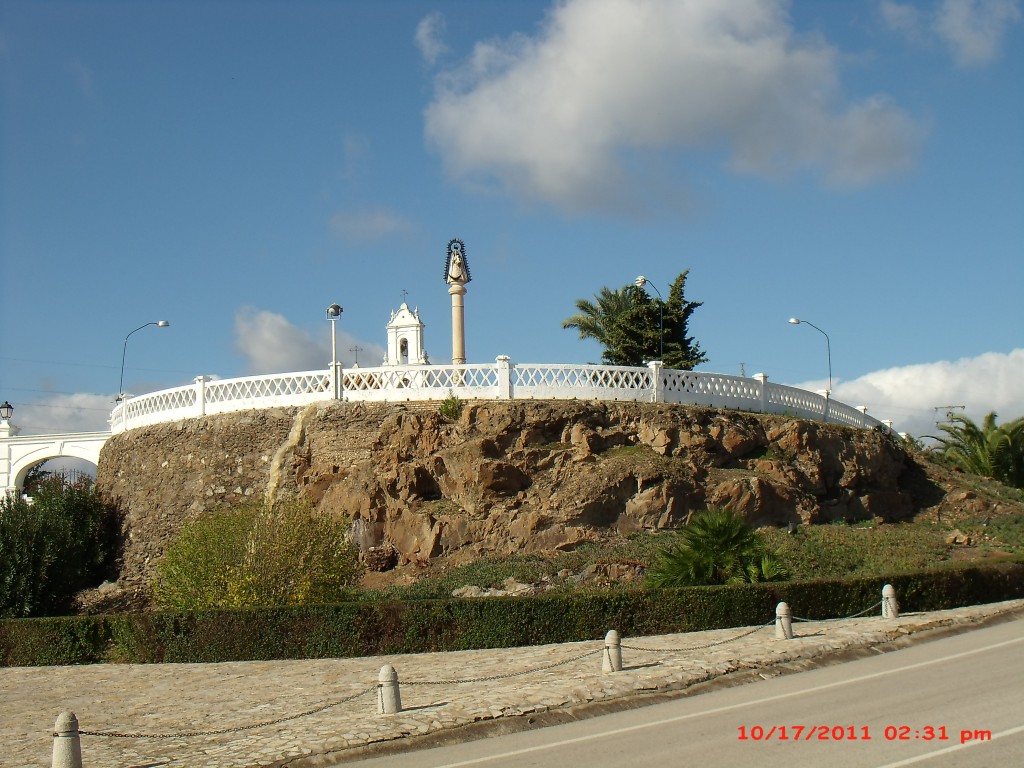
[326,304,343,400]
[118,321,170,400]
[788,317,831,394]
[0,400,16,438]
[634,275,664,360]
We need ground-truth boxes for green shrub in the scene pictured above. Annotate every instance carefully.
[3,559,1022,666]
[0,476,120,618]
[151,498,363,610]
[646,508,788,587]
[439,389,464,421]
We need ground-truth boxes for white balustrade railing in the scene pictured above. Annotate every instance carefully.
[109,358,888,434]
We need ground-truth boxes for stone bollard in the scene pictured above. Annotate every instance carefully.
[602,629,622,673]
[377,664,402,715]
[52,711,83,768]
[882,584,900,619]
[775,602,793,640]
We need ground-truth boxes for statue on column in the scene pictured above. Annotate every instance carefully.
[444,238,471,285]
[444,238,471,366]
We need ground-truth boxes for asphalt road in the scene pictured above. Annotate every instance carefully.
[341,616,1024,768]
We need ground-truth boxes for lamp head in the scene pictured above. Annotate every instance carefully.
[634,276,647,288]
[326,304,343,319]
[788,318,801,325]
[0,400,12,421]
[156,320,170,328]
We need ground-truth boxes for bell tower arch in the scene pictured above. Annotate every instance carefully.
[383,303,427,366]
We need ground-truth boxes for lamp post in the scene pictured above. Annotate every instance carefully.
[634,275,664,360]
[788,317,831,394]
[118,321,170,400]
[0,400,16,438]
[326,304,343,400]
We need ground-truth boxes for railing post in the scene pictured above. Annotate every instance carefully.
[775,602,793,639]
[602,629,622,673]
[857,405,868,428]
[754,373,769,414]
[647,361,664,403]
[496,356,512,400]
[52,711,82,768]
[820,390,831,423]
[195,376,209,417]
[882,584,899,619]
[377,664,402,714]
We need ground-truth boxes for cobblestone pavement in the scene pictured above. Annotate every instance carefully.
[3,600,1022,768]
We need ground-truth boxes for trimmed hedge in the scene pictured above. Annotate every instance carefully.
[2,560,1022,667]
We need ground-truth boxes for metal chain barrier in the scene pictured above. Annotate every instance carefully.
[73,601,883,742]
[793,600,883,623]
[79,684,376,739]
[402,647,606,686]
[621,619,775,654]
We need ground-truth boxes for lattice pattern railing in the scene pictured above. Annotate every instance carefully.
[111,384,198,432]
[511,364,651,400]
[204,371,327,413]
[343,365,499,401]
[109,360,887,434]
[662,371,761,408]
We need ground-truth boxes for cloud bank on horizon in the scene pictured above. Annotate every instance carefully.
[424,0,924,214]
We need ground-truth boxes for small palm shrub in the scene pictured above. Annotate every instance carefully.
[646,508,788,588]
[152,498,363,610]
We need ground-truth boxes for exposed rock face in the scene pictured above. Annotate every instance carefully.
[97,400,945,588]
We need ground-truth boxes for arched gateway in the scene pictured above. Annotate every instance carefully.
[0,427,110,495]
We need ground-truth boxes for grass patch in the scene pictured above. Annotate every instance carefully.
[760,521,951,578]
[376,533,672,599]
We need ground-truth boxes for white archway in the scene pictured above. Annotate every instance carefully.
[1,431,110,495]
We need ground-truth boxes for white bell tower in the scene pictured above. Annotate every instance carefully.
[383,303,427,366]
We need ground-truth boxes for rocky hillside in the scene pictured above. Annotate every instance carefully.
[96,400,1022,596]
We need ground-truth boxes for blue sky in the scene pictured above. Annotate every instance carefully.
[2,0,1022,445]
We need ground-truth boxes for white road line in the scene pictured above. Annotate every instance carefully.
[872,724,1024,767]
[425,633,1024,768]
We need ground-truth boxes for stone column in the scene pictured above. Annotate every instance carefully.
[450,282,467,366]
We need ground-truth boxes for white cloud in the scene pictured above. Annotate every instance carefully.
[880,0,925,37]
[425,0,921,214]
[936,0,1022,66]
[827,348,1024,438]
[329,206,414,242]
[882,0,1022,68]
[235,308,326,374]
[234,307,384,374]
[12,393,115,435]
[416,11,449,66]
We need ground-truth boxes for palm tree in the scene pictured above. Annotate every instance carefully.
[646,508,787,588]
[561,286,645,365]
[563,271,708,368]
[933,412,1024,488]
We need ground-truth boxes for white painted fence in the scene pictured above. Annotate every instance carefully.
[109,358,886,434]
